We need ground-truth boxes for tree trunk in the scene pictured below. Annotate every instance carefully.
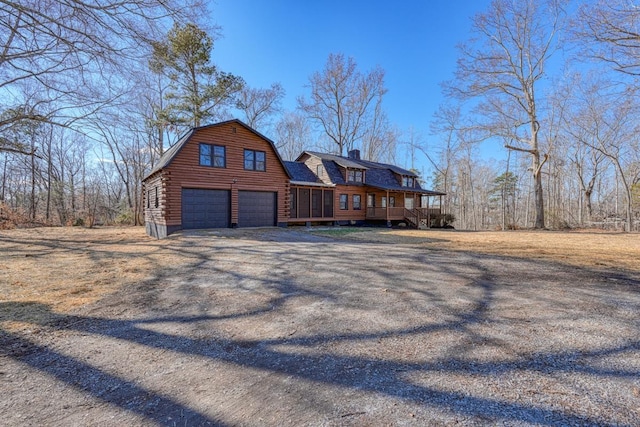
[532,158,545,229]
[30,137,36,221]
[1,155,7,202]
[531,121,546,229]
[584,189,593,220]
[46,133,52,221]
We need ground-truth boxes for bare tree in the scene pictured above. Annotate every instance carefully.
[574,1,640,76]
[360,107,398,163]
[275,112,312,161]
[572,142,607,223]
[237,83,285,131]
[0,0,202,152]
[446,0,566,229]
[423,104,467,215]
[298,53,387,156]
[92,110,154,225]
[563,80,639,231]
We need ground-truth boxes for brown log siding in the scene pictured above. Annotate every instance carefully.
[334,185,367,222]
[143,172,166,225]
[153,122,290,228]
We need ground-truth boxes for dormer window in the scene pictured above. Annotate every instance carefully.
[402,176,415,188]
[347,169,363,183]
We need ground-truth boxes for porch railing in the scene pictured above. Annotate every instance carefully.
[366,206,441,224]
[365,207,406,220]
[404,208,442,229]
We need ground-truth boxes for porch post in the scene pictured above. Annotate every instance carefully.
[386,190,391,227]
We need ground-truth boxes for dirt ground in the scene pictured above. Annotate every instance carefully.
[1,226,639,426]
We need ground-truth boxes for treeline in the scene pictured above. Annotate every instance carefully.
[423,0,640,231]
[1,0,639,231]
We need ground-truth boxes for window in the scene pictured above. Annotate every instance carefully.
[324,190,334,217]
[381,196,387,208]
[389,196,395,207]
[317,165,323,177]
[244,149,266,171]
[200,144,226,167]
[353,194,361,210]
[290,188,297,218]
[339,194,348,210]
[256,151,265,171]
[367,194,375,208]
[147,190,151,208]
[347,169,363,183]
[213,146,225,167]
[299,189,310,218]
[154,187,159,208]
[312,189,323,217]
[405,196,414,209]
[402,176,415,187]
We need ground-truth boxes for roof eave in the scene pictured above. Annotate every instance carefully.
[290,180,336,188]
[365,184,446,195]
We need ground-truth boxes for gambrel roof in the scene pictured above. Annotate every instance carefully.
[144,119,292,181]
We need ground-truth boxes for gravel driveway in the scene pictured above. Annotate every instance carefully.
[2,228,639,426]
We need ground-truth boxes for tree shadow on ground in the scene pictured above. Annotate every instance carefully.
[1,321,224,426]
[2,231,639,425]
[2,284,636,427]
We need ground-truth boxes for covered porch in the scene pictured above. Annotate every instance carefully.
[365,189,445,228]
[288,182,336,223]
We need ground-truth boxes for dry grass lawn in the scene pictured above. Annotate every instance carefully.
[0,227,179,329]
[331,228,640,272]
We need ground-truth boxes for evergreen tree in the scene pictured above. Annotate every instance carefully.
[150,23,244,130]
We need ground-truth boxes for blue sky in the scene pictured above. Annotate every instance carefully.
[210,0,493,170]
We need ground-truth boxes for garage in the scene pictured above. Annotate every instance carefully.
[181,188,230,229]
[238,191,276,227]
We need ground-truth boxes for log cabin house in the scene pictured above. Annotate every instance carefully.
[143,119,444,238]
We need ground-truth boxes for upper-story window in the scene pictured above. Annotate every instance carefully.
[347,169,363,183]
[317,164,323,177]
[200,144,226,167]
[244,149,266,171]
[402,176,415,188]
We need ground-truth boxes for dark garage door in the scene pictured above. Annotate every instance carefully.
[181,188,230,229]
[238,191,276,227]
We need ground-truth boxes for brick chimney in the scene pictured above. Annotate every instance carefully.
[347,149,361,160]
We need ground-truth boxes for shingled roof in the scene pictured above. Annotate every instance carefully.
[293,150,444,195]
[300,151,368,170]
[284,161,322,184]
[364,165,444,195]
